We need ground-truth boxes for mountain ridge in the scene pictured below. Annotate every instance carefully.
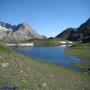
[56,18,90,42]
[0,21,44,42]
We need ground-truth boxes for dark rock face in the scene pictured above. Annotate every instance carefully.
[56,28,78,40]
[56,28,81,41]
[0,22,44,42]
[67,33,81,41]
[56,18,90,41]
[78,18,90,37]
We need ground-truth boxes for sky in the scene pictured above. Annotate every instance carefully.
[0,0,90,37]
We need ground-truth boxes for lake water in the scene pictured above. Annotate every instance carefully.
[13,46,88,73]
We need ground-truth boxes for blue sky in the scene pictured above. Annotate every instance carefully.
[0,0,90,37]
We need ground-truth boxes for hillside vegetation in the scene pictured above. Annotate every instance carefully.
[29,39,63,46]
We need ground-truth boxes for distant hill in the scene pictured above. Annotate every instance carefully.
[0,22,44,42]
[56,18,90,42]
[55,28,81,41]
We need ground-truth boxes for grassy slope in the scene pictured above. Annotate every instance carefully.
[0,42,90,90]
[29,39,63,46]
[65,43,90,58]
[7,39,63,46]
[65,43,90,68]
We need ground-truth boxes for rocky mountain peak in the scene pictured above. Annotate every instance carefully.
[15,22,32,30]
[0,21,44,42]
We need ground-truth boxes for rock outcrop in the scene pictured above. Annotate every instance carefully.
[56,28,80,41]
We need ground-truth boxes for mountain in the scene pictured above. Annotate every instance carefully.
[56,18,90,41]
[55,28,81,41]
[78,18,90,37]
[0,21,44,42]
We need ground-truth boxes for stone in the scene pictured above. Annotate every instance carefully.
[38,82,47,87]
[1,63,9,68]
[42,83,46,87]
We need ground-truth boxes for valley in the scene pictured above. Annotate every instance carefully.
[0,41,90,90]
[0,18,90,90]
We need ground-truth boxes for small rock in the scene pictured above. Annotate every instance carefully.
[1,63,9,68]
[42,83,46,87]
[20,70,23,73]
[39,82,46,87]
[18,69,24,73]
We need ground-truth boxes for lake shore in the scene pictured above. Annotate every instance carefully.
[65,43,90,69]
[0,41,90,90]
